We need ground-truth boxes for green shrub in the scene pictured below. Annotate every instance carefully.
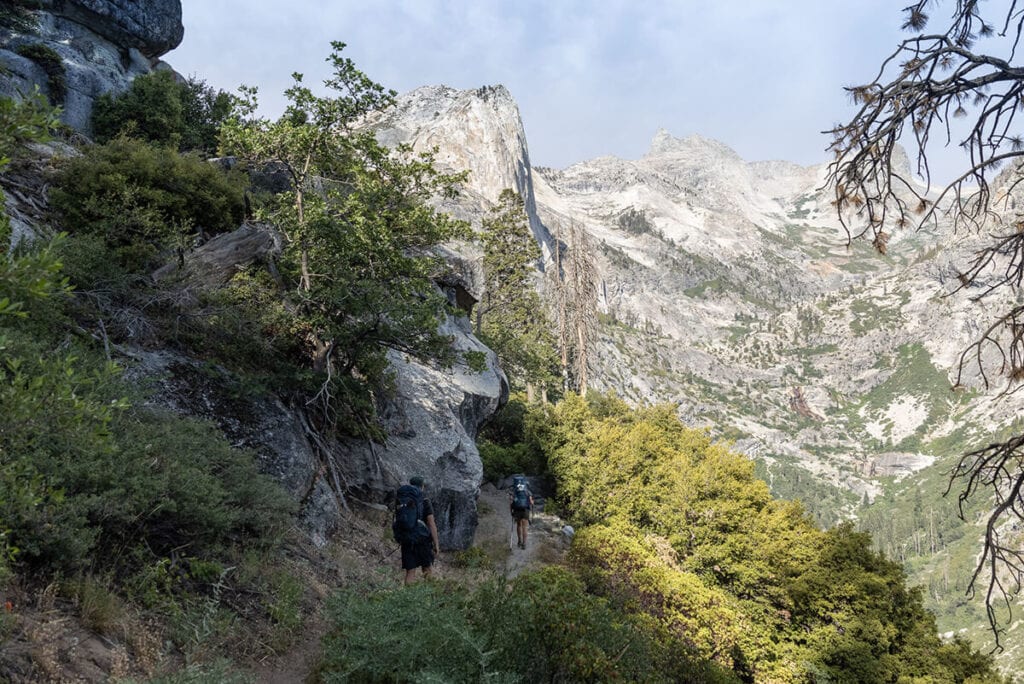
[569,523,745,673]
[320,581,514,683]
[14,44,66,105]
[92,71,232,154]
[49,137,246,271]
[538,394,1006,683]
[478,440,545,483]
[478,397,549,480]
[318,570,719,683]
[451,546,490,569]
[473,567,681,683]
[1,238,293,575]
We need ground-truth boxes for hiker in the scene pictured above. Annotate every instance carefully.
[393,476,440,585]
[509,475,534,550]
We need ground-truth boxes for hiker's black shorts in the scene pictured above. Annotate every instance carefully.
[512,507,530,521]
[401,540,434,570]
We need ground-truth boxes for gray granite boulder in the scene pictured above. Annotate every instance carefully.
[41,0,183,56]
[1,1,181,133]
[336,311,508,550]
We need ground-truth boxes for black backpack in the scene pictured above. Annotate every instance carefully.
[393,484,431,544]
[511,475,530,511]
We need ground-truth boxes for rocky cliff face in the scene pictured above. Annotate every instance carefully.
[374,86,1024,531]
[532,128,1022,507]
[0,0,182,132]
[117,224,507,551]
[368,85,553,267]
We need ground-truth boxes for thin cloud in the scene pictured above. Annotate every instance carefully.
[166,1,942,173]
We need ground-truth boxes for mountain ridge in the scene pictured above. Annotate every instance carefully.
[379,81,1023,666]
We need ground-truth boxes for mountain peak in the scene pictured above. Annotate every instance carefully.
[646,129,741,161]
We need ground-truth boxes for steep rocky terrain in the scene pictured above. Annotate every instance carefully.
[1,0,510,556]
[3,3,1021,670]
[0,0,182,132]
[377,83,1024,666]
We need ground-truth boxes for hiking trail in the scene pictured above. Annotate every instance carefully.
[473,483,570,578]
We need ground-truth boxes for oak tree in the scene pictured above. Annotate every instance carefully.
[220,43,467,426]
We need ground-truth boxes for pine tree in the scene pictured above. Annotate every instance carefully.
[477,189,558,396]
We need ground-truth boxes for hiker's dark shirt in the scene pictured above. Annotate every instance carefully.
[400,496,435,570]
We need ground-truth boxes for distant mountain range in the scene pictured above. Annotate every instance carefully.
[373,83,1024,668]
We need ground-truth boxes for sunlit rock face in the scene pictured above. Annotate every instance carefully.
[337,313,508,550]
[377,87,1023,524]
[0,0,182,132]
[368,84,553,259]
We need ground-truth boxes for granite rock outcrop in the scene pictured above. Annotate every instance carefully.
[0,0,182,133]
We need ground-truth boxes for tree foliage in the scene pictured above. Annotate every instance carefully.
[219,42,468,428]
[827,0,1024,645]
[476,189,558,393]
[49,137,246,270]
[92,70,233,154]
[540,393,1003,682]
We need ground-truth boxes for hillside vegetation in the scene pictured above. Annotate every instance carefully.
[0,48,1011,683]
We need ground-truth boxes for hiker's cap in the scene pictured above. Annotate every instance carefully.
[410,476,425,487]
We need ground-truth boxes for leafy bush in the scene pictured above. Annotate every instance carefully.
[478,397,549,481]
[450,546,490,569]
[49,137,246,270]
[319,571,704,683]
[92,71,232,154]
[569,522,744,672]
[535,393,1006,683]
[473,566,715,683]
[320,581,514,683]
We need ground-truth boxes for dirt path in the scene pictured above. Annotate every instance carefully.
[474,483,569,577]
[248,487,568,682]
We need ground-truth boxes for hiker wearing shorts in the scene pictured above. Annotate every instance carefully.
[400,476,440,584]
[509,475,534,550]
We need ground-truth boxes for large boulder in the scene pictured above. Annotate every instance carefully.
[335,312,508,550]
[122,248,506,550]
[0,1,182,133]
[41,0,183,57]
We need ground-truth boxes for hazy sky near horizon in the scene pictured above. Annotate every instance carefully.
[166,1,945,173]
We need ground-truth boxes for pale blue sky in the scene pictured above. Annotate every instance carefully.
[167,2,932,172]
